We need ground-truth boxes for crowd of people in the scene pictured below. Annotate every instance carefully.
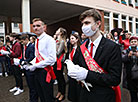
[0,9,138,102]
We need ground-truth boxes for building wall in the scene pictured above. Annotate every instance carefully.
[56,0,138,35]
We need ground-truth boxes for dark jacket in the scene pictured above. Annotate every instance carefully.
[122,48,138,91]
[21,43,35,63]
[73,36,122,102]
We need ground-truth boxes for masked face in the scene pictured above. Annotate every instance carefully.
[82,23,98,37]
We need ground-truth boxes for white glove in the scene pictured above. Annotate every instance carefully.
[0,50,10,55]
[25,65,36,71]
[68,65,88,81]
[21,65,27,69]
[13,58,20,66]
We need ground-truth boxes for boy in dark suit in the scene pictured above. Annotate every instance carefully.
[65,9,122,102]
[20,34,38,102]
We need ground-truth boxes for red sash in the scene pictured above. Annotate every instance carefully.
[80,42,121,102]
[35,39,56,83]
[57,53,64,70]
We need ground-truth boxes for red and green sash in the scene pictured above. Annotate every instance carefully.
[57,53,64,70]
[35,39,56,83]
[80,42,121,102]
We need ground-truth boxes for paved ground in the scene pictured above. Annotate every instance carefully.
[0,75,131,102]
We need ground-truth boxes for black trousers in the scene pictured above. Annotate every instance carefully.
[68,77,81,102]
[130,91,138,102]
[25,70,38,102]
[34,69,54,102]
[0,56,6,76]
[12,65,23,89]
[54,62,66,95]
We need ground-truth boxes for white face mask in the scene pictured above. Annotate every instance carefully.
[82,23,98,37]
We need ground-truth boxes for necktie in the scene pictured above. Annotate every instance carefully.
[90,43,93,57]
[23,45,27,59]
[36,38,39,63]
[70,48,75,61]
[36,38,39,49]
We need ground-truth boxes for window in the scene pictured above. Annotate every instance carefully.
[129,17,133,33]
[104,18,110,32]
[122,15,127,31]
[104,12,110,17]
[113,13,119,29]
[121,0,127,5]
[13,23,19,28]
[0,23,3,28]
[104,12,110,32]
[128,0,133,6]
[135,0,138,8]
[129,17,133,21]
[0,33,4,36]
[113,13,119,18]
[136,18,138,35]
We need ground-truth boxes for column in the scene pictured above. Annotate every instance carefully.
[126,16,129,31]
[132,0,135,8]
[22,0,30,32]
[109,12,113,31]
[133,17,136,35]
[5,17,12,34]
[118,14,122,28]
[125,0,129,6]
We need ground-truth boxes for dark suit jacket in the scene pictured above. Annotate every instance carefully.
[21,43,35,63]
[73,36,122,102]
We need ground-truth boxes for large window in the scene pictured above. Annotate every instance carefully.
[13,23,19,28]
[113,13,119,29]
[122,15,126,31]
[135,0,138,8]
[128,0,133,6]
[136,18,138,35]
[0,23,3,28]
[104,12,110,33]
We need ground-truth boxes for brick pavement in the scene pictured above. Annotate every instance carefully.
[0,75,131,102]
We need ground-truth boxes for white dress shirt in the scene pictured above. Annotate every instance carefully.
[31,32,56,68]
[88,34,102,58]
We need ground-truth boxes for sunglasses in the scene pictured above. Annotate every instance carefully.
[33,25,41,27]
[130,41,137,43]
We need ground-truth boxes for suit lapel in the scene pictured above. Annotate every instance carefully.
[94,36,106,61]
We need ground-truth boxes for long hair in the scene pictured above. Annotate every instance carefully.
[69,33,81,53]
[58,27,68,53]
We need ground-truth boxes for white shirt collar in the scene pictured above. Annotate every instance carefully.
[73,45,77,49]
[26,41,30,46]
[37,32,46,40]
[13,40,16,44]
[88,34,102,48]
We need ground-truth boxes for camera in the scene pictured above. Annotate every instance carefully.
[131,46,137,52]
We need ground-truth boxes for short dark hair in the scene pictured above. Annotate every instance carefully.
[129,36,138,42]
[10,33,19,37]
[32,18,45,25]
[79,9,102,22]
[20,34,29,40]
